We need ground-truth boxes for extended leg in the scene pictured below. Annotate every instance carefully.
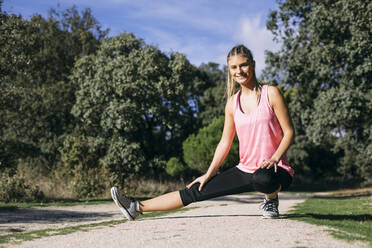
[142,166,254,211]
[139,191,183,212]
[111,167,253,221]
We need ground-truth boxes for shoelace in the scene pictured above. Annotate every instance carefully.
[259,199,278,212]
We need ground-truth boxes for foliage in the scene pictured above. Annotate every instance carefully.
[263,0,371,184]
[0,170,45,202]
[0,7,108,175]
[183,116,239,173]
[197,63,227,126]
[165,157,186,177]
[70,33,206,183]
[57,135,111,198]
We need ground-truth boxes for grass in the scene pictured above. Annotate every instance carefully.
[0,207,197,247]
[286,196,372,247]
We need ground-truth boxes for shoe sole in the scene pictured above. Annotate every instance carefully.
[110,187,134,221]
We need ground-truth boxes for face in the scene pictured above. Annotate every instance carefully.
[228,55,255,85]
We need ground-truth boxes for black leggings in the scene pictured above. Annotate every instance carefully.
[179,166,292,206]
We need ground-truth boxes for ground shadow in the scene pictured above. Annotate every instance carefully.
[312,194,372,199]
[0,208,115,225]
[0,206,18,212]
[209,196,262,204]
[209,193,308,203]
[282,213,372,221]
[142,214,262,221]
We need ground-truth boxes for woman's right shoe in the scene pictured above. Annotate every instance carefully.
[110,186,142,221]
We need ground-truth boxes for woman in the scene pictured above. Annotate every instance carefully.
[111,44,294,220]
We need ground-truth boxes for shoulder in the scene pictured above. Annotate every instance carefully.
[266,85,283,107]
[225,95,234,113]
[225,92,237,115]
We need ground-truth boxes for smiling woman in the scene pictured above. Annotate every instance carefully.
[111,44,295,220]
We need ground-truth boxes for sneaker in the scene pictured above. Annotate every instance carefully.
[110,186,142,221]
[261,196,279,219]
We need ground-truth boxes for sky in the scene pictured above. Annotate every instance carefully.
[3,0,281,75]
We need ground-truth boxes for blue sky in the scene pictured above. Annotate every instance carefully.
[3,0,281,75]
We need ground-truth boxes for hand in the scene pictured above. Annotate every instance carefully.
[186,174,210,191]
[259,159,278,173]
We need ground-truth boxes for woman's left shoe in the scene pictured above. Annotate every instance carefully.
[261,196,279,219]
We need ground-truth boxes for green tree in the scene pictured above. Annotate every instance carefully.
[197,63,227,126]
[183,116,239,173]
[165,157,186,177]
[0,7,108,175]
[263,0,371,184]
[70,33,205,184]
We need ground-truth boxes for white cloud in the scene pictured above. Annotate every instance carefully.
[121,3,280,74]
[234,16,280,76]
[138,13,281,75]
[4,0,280,74]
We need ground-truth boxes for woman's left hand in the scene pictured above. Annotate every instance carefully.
[260,159,278,173]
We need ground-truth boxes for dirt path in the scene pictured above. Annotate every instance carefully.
[1,193,368,248]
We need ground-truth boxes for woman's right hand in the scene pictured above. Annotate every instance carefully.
[186,174,210,191]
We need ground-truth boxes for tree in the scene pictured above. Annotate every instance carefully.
[165,157,186,177]
[0,7,108,173]
[70,33,205,184]
[183,116,239,173]
[263,0,371,184]
[197,63,227,126]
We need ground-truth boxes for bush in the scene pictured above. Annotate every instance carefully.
[0,171,45,202]
[165,157,185,177]
[183,116,239,173]
[57,135,112,198]
[67,163,111,198]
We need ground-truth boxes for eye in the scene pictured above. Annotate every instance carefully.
[240,63,249,69]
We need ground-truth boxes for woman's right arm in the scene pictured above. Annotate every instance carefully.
[187,96,236,191]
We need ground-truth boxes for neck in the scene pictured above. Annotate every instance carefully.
[240,77,259,95]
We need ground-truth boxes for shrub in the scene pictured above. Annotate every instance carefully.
[183,116,239,173]
[165,157,185,177]
[57,135,112,198]
[0,171,45,202]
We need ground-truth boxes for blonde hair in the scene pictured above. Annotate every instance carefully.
[226,44,259,99]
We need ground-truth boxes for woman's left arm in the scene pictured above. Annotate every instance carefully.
[260,86,295,172]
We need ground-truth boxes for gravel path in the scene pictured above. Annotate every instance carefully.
[1,193,368,248]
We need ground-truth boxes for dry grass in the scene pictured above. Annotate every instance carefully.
[328,187,372,197]
[15,163,74,199]
[26,174,186,200]
[109,178,186,199]
[17,161,186,200]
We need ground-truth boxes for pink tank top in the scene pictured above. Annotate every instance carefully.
[234,85,294,177]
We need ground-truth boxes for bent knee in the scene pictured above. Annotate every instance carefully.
[252,168,279,193]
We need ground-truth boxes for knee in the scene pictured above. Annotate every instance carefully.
[179,183,200,206]
[252,168,279,194]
